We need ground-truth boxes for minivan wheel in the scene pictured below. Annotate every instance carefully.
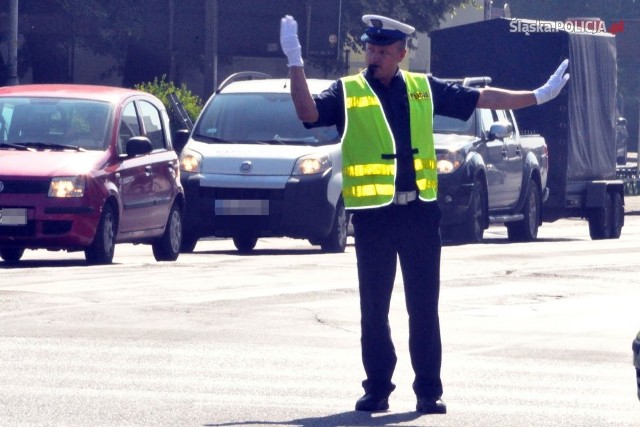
[152,203,182,261]
[85,204,117,265]
[0,247,25,263]
[180,232,199,253]
[233,236,258,253]
[319,200,347,253]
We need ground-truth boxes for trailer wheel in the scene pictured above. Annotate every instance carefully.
[588,194,612,240]
[507,181,540,242]
[609,191,624,239]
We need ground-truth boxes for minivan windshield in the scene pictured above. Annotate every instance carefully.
[193,93,339,146]
[0,97,112,151]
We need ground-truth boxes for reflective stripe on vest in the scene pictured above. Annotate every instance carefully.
[340,72,437,209]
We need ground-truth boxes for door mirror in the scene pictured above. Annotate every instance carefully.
[173,129,191,154]
[487,122,513,141]
[126,136,153,157]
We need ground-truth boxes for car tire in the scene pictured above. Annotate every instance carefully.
[588,193,612,240]
[85,203,117,265]
[609,191,624,239]
[233,236,258,253]
[455,178,486,244]
[180,232,199,253]
[507,181,540,242]
[319,199,348,253]
[152,203,182,261]
[0,247,25,263]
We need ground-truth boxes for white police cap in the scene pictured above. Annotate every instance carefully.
[361,14,416,45]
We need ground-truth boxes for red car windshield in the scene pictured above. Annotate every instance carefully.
[0,98,112,151]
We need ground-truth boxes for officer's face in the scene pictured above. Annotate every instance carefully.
[365,41,406,85]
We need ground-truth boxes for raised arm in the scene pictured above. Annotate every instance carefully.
[280,15,319,123]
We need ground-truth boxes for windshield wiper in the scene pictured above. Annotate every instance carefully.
[13,141,85,152]
[259,136,318,146]
[0,142,32,151]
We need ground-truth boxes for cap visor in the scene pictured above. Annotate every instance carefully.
[361,33,400,46]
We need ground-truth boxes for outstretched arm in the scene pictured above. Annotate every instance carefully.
[477,88,536,110]
[280,15,319,123]
[477,59,570,110]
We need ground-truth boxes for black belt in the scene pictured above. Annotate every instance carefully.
[381,148,419,160]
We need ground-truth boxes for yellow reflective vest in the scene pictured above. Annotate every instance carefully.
[341,71,437,209]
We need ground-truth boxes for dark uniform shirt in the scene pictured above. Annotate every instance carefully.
[305,68,480,192]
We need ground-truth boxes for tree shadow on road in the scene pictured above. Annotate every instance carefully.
[204,410,431,427]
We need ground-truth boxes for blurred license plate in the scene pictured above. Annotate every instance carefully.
[0,208,27,225]
[215,200,269,216]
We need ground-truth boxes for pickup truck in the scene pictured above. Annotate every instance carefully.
[432,18,626,241]
[436,77,548,243]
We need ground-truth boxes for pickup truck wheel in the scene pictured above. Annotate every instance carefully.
[152,203,182,261]
[609,192,624,239]
[588,194,612,240]
[320,200,348,253]
[0,247,25,263]
[507,182,540,242]
[456,179,486,243]
[85,204,117,265]
[233,236,258,253]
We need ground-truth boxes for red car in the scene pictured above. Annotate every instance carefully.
[0,84,184,264]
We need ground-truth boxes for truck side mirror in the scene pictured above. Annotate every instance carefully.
[488,122,513,141]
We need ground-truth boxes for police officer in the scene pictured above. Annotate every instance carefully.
[280,14,569,414]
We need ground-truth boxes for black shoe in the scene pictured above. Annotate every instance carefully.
[355,393,389,412]
[416,397,447,414]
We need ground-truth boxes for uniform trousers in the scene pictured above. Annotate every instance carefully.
[351,199,443,399]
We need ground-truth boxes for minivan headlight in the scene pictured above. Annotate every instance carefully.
[49,176,85,198]
[293,155,331,176]
[179,149,202,173]
[436,151,465,174]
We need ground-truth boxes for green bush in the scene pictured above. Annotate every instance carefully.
[134,75,203,129]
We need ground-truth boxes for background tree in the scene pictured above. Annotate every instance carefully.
[505,0,640,97]
[340,0,480,53]
[9,0,146,83]
[506,0,640,148]
[505,0,639,22]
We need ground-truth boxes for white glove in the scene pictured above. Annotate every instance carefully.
[533,59,570,105]
[280,15,303,67]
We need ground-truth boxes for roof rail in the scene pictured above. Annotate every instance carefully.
[462,76,492,87]
[216,71,272,93]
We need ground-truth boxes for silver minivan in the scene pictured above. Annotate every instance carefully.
[178,72,347,253]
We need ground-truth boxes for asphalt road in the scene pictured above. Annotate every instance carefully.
[1,200,640,426]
